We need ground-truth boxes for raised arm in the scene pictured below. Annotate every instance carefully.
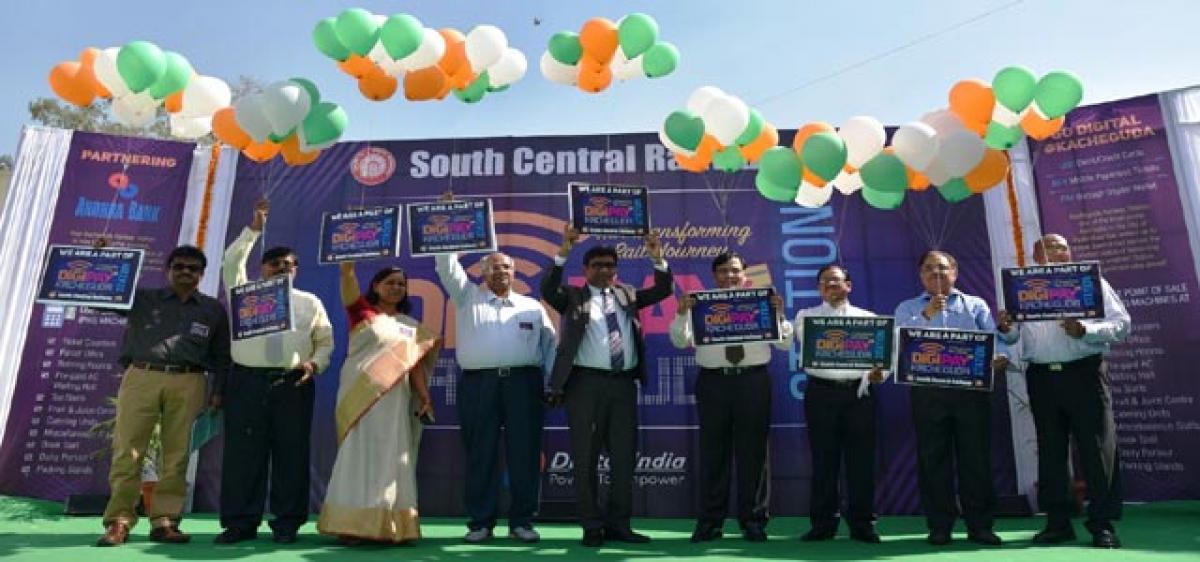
[339,262,361,307]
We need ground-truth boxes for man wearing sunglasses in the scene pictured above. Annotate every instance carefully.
[97,245,231,547]
[214,198,334,545]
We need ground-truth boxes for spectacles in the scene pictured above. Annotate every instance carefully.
[921,265,954,273]
[268,258,298,268]
[170,263,203,272]
[587,261,618,270]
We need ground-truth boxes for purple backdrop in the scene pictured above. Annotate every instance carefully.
[0,132,194,498]
[1031,94,1200,500]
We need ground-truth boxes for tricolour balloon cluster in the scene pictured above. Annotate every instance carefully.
[659,87,778,174]
[211,79,347,166]
[948,66,1084,150]
[541,13,679,93]
[48,42,231,138]
[314,8,526,103]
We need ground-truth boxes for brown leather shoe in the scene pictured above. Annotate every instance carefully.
[96,522,130,547]
[149,525,192,544]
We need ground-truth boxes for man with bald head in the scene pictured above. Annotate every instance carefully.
[436,244,556,544]
[998,234,1130,549]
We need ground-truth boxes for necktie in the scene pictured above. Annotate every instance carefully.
[725,344,745,365]
[604,290,625,371]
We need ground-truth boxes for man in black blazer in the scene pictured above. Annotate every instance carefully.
[541,225,673,547]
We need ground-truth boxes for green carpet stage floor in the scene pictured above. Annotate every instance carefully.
[0,496,1197,561]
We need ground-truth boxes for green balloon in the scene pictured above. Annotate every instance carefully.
[734,109,764,146]
[862,187,905,210]
[801,132,848,182]
[117,41,167,94]
[1034,71,1084,119]
[938,178,973,203]
[313,18,351,61]
[548,32,583,65]
[288,77,321,107]
[758,146,802,190]
[984,121,1024,150]
[860,152,908,193]
[454,72,490,104]
[642,41,679,78]
[756,173,800,203]
[713,146,745,173]
[487,84,510,93]
[664,110,705,151]
[146,52,193,99]
[380,14,423,60]
[992,65,1038,112]
[302,102,348,149]
[335,8,381,56]
[618,13,659,58]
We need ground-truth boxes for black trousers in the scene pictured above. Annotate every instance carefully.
[565,368,639,531]
[804,377,877,532]
[1026,355,1122,531]
[695,366,771,528]
[219,365,314,532]
[457,366,545,531]
[910,386,995,532]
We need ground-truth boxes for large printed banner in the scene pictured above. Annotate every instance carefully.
[210,132,1003,516]
[0,133,194,499]
[1031,94,1200,500]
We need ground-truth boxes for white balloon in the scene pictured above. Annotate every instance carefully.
[94,47,130,98]
[892,121,939,172]
[920,108,967,136]
[180,75,231,118]
[700,94,749,146]
[686,86,724,115]
[938,130,987,177]
[368,43,406,77]
[832,170,864,195]
[111,93,157,128]
[261,81,312,137]
[611,50,644,81]
[233,94,273,143]
[539,51,576,86]
[990,103,1022,127]
[466,25,507,73]
[794,181,834,208]
[169,114,212,139]
[487,48,527,87]
[838,116,886,167]
[400,28,446,70]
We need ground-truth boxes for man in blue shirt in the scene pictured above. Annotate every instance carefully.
[894,250,1001,546]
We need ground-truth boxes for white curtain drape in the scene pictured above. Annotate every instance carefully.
[1160,87,1200,291]
[0,127,74,449]
[177,144,239,297]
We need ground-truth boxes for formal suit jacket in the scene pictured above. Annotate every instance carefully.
[540,261,674,393]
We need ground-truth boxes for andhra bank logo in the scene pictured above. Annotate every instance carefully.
[73,171,162,223]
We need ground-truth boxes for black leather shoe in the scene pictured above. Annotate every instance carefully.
[927,529,952,545]
[272,529,298,544]
[801,527,836,541]
[967,529,1002,546]
[690,522,723,543]
[1091,529,1121,549]
[581,528,604,547]
[604,527,651,543]
[1032,526,1076,544]
[742,523,767,542]
[214,527,258,544]
[850,528,882,544]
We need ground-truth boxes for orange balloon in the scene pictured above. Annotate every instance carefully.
[241,139,281,163]
[404,66,449,101]
[338,54,380,79]
[803,169,828,188]
[79,47,109,99]
[843,163,858,174]
[949,79,995,133]
[437,28,469,77]
[674,150,712,172]
[791,121,835,154]
[695,134,721,160]
[48,61,95,107]
[1021,111,1065,141]
[964,149,1010,193]
[576,57,612,93]
[579,17,619,65]
[211,107,252,150]
[907,166,931,191]
[449,66,476,91]
[740,124,779,163]
[359,73,398,101]
[279,134,320,166]
[164,91,184,113]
